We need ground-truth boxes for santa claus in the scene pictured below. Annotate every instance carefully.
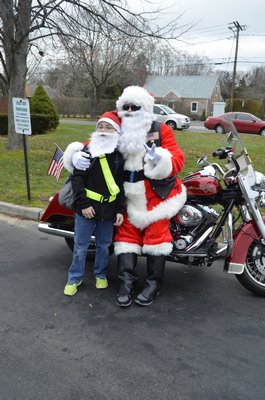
[114,86,186,307]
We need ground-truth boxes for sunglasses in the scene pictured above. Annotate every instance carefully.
[122,104,142,112]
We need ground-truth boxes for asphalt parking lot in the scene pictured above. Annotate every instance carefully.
[2,214,265,400]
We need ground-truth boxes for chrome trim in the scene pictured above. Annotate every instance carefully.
[38,222,74,239]
[238,166,265,239]
[216,244,228,255]
[226,212,234,257]
[224,262,244,274]
[186,226,213,251]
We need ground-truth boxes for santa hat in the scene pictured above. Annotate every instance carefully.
[116,86,154,114]
[96,111,121,134]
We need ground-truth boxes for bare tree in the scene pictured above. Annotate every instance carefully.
[239,67,265,101]
[59,14,145,118]
[217,70,248,102]
[147,42,214,76]
[0,0,189,150]
[31,43,151,116]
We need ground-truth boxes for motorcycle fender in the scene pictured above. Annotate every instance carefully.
[38,192,75,238]
[224,216,265,274]
[41,192,74,222]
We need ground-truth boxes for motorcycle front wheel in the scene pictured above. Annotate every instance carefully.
[236,239,265,296]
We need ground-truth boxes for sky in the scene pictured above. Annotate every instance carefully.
[134,0,265,73]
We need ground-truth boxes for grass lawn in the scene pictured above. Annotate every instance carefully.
[0,123,265,208]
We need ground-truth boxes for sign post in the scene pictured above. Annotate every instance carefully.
[12,97,32,201]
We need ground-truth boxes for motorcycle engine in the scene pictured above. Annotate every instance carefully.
[172,204,219,250]
[174,205,203,226]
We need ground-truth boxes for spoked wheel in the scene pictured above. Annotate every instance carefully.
[236,239,265,296]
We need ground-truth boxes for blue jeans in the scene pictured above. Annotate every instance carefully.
[68,213,114,284]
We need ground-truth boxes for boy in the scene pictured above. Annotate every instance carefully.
[63,112,125,295]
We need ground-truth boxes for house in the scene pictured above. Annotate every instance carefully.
[0,83,32,113]
[0,96,8,113]
[144,75,223,119]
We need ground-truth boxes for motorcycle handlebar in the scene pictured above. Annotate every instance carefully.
[212,147,227,158]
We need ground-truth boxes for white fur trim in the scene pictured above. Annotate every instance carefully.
[127,185,187,230]
[143,242,173,256]
[124,152,145,171]
[116,86,154,114]
[97,117,120,133]
[144,147,172,180]
[114,242,142,255]
[63,142,84,173]
[124,181,147,212]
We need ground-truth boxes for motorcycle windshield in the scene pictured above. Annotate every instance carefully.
[220,117,252,173]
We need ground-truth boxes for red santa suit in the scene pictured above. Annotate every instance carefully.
[114,90,186,257]
[114,85,187,307]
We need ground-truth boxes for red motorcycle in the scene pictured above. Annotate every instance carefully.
[38,119,265,296]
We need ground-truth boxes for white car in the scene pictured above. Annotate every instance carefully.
[153,104,190,130]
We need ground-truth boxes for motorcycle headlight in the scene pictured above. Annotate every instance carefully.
[255,171,265,190]
[260,178,265,190]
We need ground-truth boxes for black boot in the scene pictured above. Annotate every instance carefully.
[116,253,138,307]
[135,255,166,306]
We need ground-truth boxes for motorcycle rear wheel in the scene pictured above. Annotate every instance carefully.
[236,239,265,296]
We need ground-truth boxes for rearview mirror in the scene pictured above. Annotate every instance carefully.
[197,155,207,165]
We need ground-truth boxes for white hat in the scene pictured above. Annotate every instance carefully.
[116,86,154,114]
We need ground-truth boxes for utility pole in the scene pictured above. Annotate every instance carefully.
[228,21,246,111]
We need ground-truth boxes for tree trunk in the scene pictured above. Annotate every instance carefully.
[3,0,32,150]
[90,101,97,119]
[7,57,28,150]
[90,86,100,119]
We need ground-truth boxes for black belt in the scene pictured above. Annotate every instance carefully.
[124,170,145,183]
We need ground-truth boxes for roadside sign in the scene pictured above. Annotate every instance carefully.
[12,97,32,135]
[12,97,32,200]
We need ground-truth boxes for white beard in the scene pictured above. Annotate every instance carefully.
[117,109,154,157]
[89,131,119,158]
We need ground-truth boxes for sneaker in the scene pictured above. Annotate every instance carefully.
[95,277,108,289]
[134,292,159,306]
[116,285,133,307]
[64,280,82,296]
[116,294,132,307]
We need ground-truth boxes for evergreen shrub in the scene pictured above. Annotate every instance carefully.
[0,114,8,134]
[30,84,59,130]
[0,113,53,135]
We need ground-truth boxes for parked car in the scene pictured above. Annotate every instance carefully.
[153,104,190,130]
[204,112,265,136]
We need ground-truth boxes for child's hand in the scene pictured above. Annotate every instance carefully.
[114,213,124,226]
[82,206,95,219]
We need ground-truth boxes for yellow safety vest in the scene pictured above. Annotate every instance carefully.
[85,155,120,203]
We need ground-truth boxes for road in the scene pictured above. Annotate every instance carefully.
[60,119,209,133]
[1,214,265,400]
[188,121,209,132]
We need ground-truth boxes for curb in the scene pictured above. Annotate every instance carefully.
[0,201,44,221]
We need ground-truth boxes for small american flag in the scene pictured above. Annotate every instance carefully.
[47,146,64,180]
